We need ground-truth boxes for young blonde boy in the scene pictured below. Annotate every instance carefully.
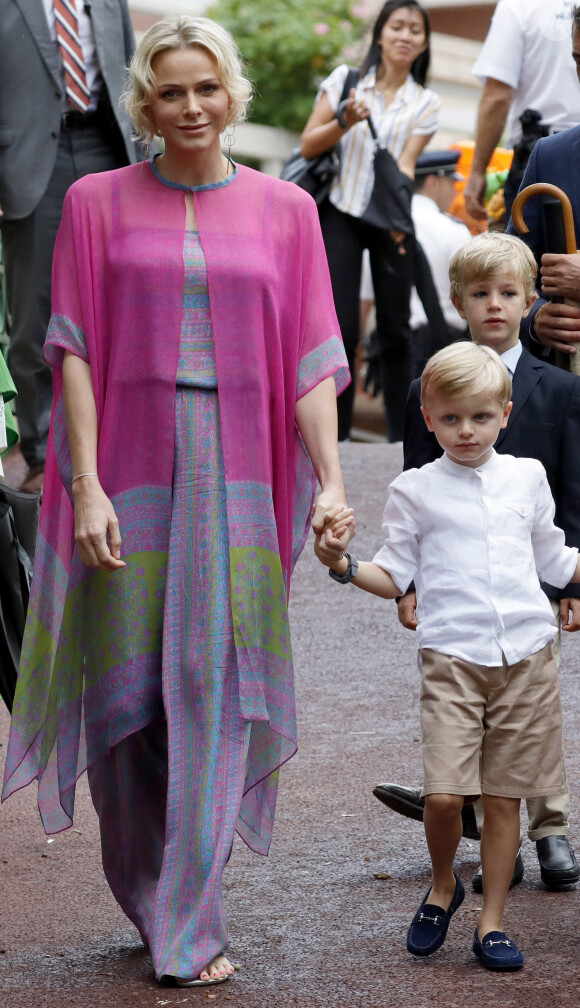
[386,233,580,893]
[317,339,580,971]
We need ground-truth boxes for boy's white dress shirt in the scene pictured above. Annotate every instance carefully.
[373,450,577,666]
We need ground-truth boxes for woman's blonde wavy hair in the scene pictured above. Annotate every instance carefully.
[124,16,253,151]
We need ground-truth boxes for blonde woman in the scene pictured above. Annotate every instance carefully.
[3,16,348,988]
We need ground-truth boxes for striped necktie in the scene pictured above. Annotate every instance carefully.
[53,0,91,112]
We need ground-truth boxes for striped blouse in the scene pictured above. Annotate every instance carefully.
[316,64,441,218]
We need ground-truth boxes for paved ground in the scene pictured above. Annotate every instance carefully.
[2,443,580,1007]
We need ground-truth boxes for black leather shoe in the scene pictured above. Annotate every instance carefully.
[373,783,481,841]
[536,835,580,887]
[471,848,524,893]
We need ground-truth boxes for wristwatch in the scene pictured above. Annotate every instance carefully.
[329,550,359,584]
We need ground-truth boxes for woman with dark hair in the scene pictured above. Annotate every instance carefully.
[301,1,440,441]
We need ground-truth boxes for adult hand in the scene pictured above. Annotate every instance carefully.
[532,301,580,354]
[397,590,418,630]
[561,597,580,632]
[540,252,580,300]
[464,169,488,220]
[313,507,355,567]
[311,484,347,535]
[72,478,126,571]
[340,88,370,129]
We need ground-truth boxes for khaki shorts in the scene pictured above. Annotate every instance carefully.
[419,642,565,799]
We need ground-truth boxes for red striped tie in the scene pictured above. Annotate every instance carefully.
[53,0,91,112]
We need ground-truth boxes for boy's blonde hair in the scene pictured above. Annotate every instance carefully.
[449,232,537,301]
[421,342,512,408]
[124,16,253,151]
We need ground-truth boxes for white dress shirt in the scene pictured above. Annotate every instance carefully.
[317,64,440,218]
[409,194,470,331]
[472,0,580,146]
[373,451,578,666]
[500,340,522,376]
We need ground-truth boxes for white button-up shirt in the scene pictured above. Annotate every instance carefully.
[317,64,440,218]
[409,194,471,331]
[373,451,578,666]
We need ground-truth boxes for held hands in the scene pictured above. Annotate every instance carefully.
[311,484,348,535]
[313,507,355,570]
[72,477,126,571]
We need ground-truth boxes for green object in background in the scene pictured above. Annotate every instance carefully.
[485,169,509,201]
[208,0,366,133]
[0,351,18,454]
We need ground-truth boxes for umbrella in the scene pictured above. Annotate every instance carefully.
[511,182,580,376]
[362,116,415,234]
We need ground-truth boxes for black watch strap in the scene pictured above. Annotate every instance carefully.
[335,99,349,129]
[329,550,359,584]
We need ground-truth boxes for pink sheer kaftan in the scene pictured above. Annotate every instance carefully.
[2,160,349,854]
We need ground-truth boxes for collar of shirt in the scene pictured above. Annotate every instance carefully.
[439,448,499,478]
[500,341,522,377]
[360,69,409,112]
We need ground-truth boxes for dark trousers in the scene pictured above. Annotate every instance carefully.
[319,200,413,442]
[1,123,125,467]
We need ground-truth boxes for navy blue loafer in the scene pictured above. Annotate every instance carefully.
[473,929,524,971]
[406,872,465,956]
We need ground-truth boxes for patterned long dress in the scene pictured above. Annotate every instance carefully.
[88,226,247,979]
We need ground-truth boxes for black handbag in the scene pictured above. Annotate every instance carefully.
[280,147,340,205]
[281,68,359,205]
[0,483,40,711]
[361,115,415,235]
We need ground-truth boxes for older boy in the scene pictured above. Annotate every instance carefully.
[376,233,580,890]
[317,340,580,970]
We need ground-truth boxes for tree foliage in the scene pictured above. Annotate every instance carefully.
[208,0,369,132]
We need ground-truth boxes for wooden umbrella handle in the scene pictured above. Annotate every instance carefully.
[513,182,580,377]
[511,183,577,253]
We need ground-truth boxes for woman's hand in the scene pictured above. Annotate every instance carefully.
[311,484,348,535]
[338,88,370,129]
[72,477,126,571]
[314,507,355,568]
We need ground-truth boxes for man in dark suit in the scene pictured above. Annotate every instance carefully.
[0,1,140,493]
[375,313,580,892]
[504,5,580,357]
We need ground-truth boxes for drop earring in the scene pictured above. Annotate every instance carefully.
[223,123,235,152]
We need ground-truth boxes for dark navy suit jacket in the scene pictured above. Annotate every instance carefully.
[506,125,580,345]
[402,346,580,599]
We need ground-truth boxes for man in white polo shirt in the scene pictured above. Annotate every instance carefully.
[465,0,580,221]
